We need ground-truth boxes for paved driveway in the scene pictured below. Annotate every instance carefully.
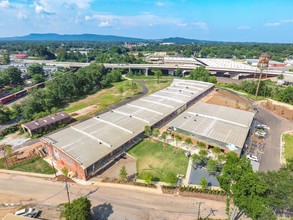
[253,103,293,172]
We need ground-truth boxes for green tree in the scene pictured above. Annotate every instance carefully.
[143,172,153,184]
[2,66,23,86]
[189,66,210,82]
[152,128,160,139]
[153,69,162,84]
[200,177,208,189]
[144,125,152,137]
[212,146,222,157]
[208,76,217,84]
[199,149,208,157]
[197,141,206,149]
[61,167,69,177]
[217,152,275,219]
[119,165,128,181]
[62,197,92,220]
[185,137,193,149]
[27,64,45,78]
[174,135,182,147]
[206,159,218,175]
[161,131,168,145]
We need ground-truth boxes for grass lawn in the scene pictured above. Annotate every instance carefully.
[0,156,55,174]
[65,80,142,114]
[145,80,172,94]
[128,139,189,184]
[283,133,293,160]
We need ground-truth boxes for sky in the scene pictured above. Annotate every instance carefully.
[0,0,292,43]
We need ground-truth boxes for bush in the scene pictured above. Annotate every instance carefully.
[61,197,91,220]
[142,172,153,184]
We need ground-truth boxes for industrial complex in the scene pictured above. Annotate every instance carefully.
[42,79,214,180]
[168,103,255,155]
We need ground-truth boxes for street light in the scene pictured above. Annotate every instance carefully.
[255,53,270,99]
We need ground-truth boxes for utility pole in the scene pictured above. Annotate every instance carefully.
[255,53,270,99]
[194,201,205,220]
[51,161,57,178]
[64,178,71,204]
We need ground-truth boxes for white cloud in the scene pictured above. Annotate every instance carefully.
[17,12,28,20]
[155,1,165,7]
[0,0,10,8]
[192,22,208,30]
[265,22,281,26]
[281,19,293,23]
[84,13,181,28]
[177,23,188,27]
[238,25,250,30]
[98,21,111,27]
[265,19,293,27]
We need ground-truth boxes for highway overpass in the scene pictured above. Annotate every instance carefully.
[21,59,293,81]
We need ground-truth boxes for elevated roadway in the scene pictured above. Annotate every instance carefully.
[21,59,293,80]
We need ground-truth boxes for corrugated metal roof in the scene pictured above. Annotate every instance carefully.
[168,103,255,152]
[44,79,214,169]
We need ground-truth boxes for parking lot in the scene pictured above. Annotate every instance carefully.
[244,120,267,170]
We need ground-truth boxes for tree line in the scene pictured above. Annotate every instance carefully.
[0,63,122,123]
[1,41,293,62]
[222,80,293,105]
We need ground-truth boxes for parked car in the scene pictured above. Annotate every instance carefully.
[255,130,267,138]
[27,209,41,218]
[247,154,259,162]
[15,208,34,216]
[256,124,267,129]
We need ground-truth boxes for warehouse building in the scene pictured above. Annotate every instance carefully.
[42,79,214,180]
[21,112,71,136]
[168,103,255,155]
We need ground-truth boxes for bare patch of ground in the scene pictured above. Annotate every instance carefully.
[259,99,293,121]
[203,89,251,111]
[0,133,30,148]
[69,105,99,118]
[95,155,136,181]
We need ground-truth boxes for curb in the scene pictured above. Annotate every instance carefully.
[280,130,293,165]
[0,169,55,179]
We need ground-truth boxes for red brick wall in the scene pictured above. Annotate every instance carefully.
[44,143,87,180]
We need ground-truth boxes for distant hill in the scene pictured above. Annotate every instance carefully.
[0,33,213,43]
[0,33,146,42]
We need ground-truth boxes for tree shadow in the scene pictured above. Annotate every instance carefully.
[91,202,114,220]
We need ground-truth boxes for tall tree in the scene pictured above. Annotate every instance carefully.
[27,64,45,78]
[152,70,162,84]
[217,152,275,219]
[62,197,92,220]
[189,66,210,82]
[2,66,23,86]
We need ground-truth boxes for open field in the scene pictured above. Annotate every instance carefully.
[65,80,142,117]
[283,133,293,160]
[0,157,55,174]
[128,139,189,184]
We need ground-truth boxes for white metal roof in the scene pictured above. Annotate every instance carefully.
[168,103,255,152]
[44,79,214,169]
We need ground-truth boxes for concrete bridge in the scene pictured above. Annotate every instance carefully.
[22,59,292,80]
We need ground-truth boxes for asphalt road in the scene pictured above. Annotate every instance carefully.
[253,103,293,172]
[0,173,227,220]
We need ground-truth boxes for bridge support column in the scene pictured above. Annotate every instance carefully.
[168,69,174,76]
[144,68,149,76]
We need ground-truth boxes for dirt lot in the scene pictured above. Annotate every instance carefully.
[259,99,293,121]
[93,154,136,181]
[69,105,99,118]
[202,89,252,111]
